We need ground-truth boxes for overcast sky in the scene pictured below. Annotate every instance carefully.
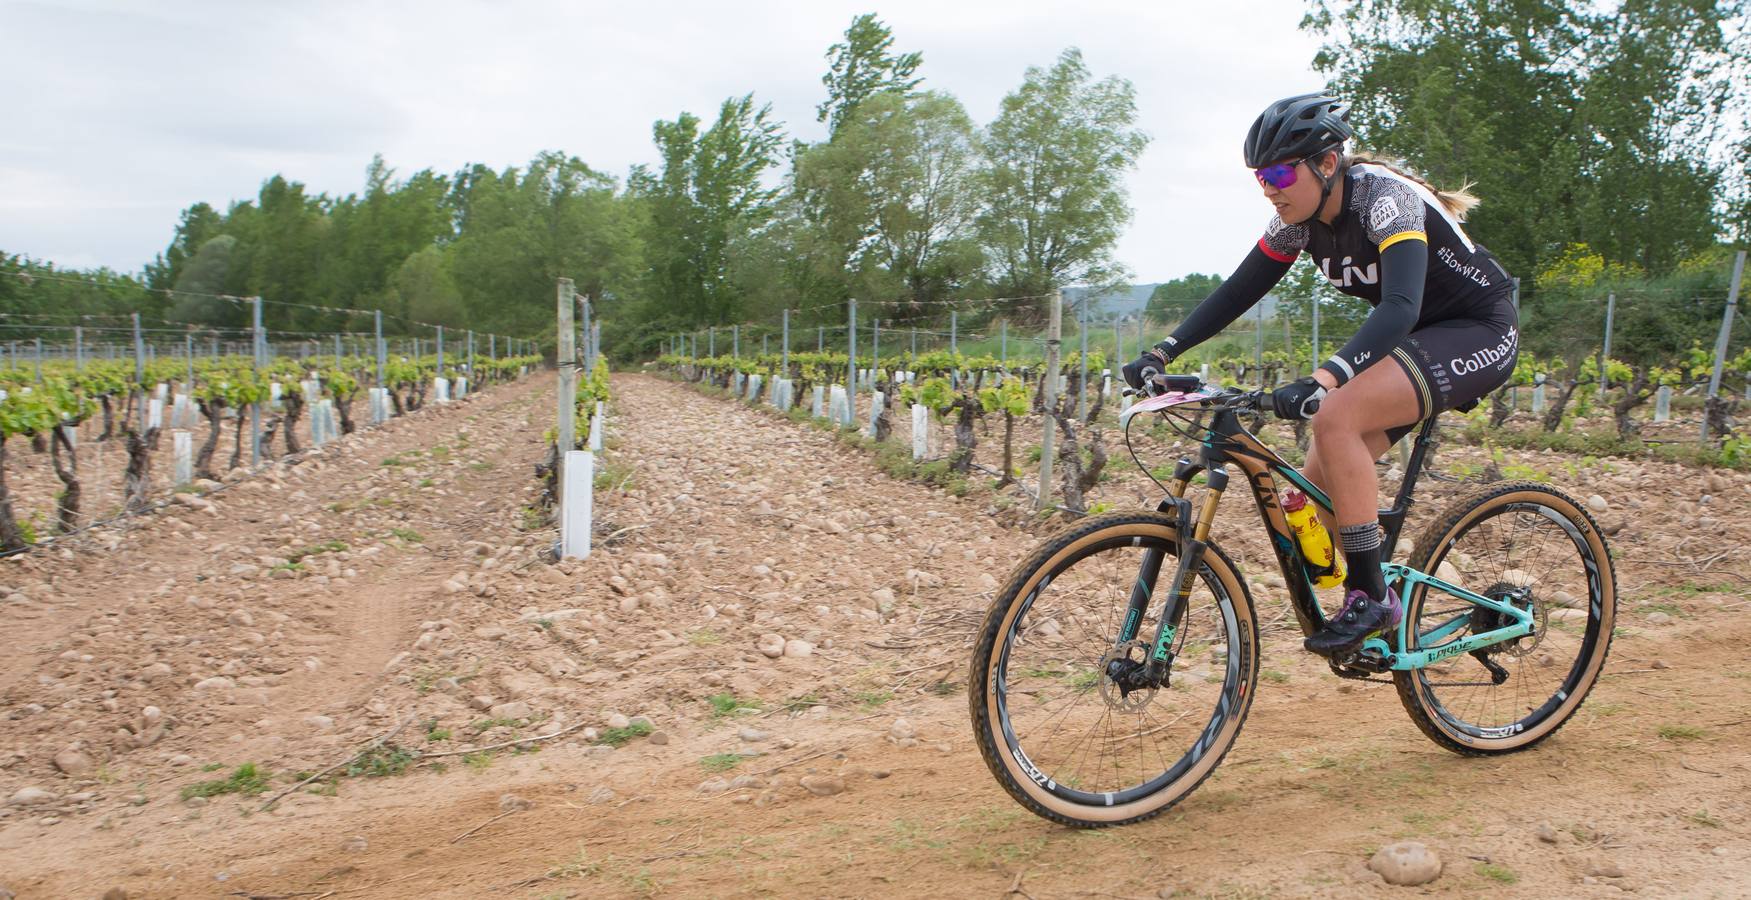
[0,0,1326,284]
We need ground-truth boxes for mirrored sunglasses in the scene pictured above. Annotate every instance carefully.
[1254,161,1302,190]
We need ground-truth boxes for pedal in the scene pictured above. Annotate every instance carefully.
[1328,643,1394,680]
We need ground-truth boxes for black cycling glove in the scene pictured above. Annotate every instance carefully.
[1121,339,1181,390]
[1270,376,1328,420]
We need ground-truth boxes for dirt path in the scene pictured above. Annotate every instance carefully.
[1,373,1747,898]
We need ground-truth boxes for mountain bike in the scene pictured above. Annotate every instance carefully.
[968,375,1616,827]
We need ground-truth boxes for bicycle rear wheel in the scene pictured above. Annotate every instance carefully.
[1395,481,1616,755]
[968,513,1259,827]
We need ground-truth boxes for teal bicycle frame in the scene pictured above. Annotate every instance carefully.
[1132,381,1534,677]
[1365,563,1535,669]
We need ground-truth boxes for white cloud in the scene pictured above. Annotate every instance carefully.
[0,0,1325,283]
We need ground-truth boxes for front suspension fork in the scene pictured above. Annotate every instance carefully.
[1115,460,1227,683]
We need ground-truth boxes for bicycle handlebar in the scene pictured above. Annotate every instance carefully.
[1121,376,1273,415]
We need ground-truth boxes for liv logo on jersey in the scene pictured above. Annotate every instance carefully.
[1451,327,1518,374]
[1320,256,1378,288]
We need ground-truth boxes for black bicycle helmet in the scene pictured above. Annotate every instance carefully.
[1243,93,1352,168]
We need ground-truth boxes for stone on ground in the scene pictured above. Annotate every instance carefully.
[1367,841,1442,886]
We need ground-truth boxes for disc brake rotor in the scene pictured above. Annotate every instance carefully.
[1097,639,1158,712]
[1469,580,1547,658]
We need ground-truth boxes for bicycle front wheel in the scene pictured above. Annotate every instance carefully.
[1395,481,1617,755]
[968,513,1259,828]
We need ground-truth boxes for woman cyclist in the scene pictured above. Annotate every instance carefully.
[1122,93,1519,659]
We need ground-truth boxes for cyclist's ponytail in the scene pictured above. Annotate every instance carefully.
[1346,151,1480,221]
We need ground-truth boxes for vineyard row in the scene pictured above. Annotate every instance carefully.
[0,349,541,553]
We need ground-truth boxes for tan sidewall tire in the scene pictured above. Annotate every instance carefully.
[968,513,1258,826]
[1395,482,1616,755]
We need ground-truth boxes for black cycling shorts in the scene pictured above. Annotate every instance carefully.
[1385,297,1519,445]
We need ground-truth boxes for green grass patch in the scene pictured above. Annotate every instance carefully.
[287,540,348,564]
[1686,808,1724,828]
[700,754,743,773]
[594,458,637,493]
[1474,862,1518,884]
[1657,724,1707,741]
[855,689,894,708]
[464,751,494,772]
[1499,463,1549,482]
[593,721,653,747]
[686,629,722,646]
[389,527,424,543]
[345,744,417,778]
[181,763,271,800]
[1261,669,1291,684]
[707,693,761,717]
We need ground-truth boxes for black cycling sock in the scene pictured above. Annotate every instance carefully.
[1339,522,1388,602]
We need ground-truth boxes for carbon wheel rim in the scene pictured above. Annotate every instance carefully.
[990,533,1250,807]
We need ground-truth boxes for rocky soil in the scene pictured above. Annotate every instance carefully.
[0,372,1746,899]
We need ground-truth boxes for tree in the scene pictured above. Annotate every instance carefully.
[1302,0,1749,282]
[793,91,984,316]
[631,95,784,326]
[167,235,240,325]
[817,13,923,136]
[977,49,1150,315]
[1145,273,1224,322]
[146,202,223,293]
[392,246,465,327]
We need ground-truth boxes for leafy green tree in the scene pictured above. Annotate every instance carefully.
[631,95,784,326]
[145,202,223,293]
[316,157,454,325]
[0,254,162,342]
[1303,0,1748,281]
[446,153,641,340]
[167,235,240,325]
[817,13,923,136]
[392,246,465,328]
[1145,273,1224,322]
[977,48,1150,316]
[794,91,984,316]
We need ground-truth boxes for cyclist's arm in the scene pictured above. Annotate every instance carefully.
[1162,245,1294,353]
[1319,184,1430,386]
[1319,240,1425,385]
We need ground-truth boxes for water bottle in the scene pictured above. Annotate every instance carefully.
[1282,489,1346,588]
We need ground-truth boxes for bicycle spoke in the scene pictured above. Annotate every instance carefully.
[996,538,1236,798]
[1409,493,1607,741]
